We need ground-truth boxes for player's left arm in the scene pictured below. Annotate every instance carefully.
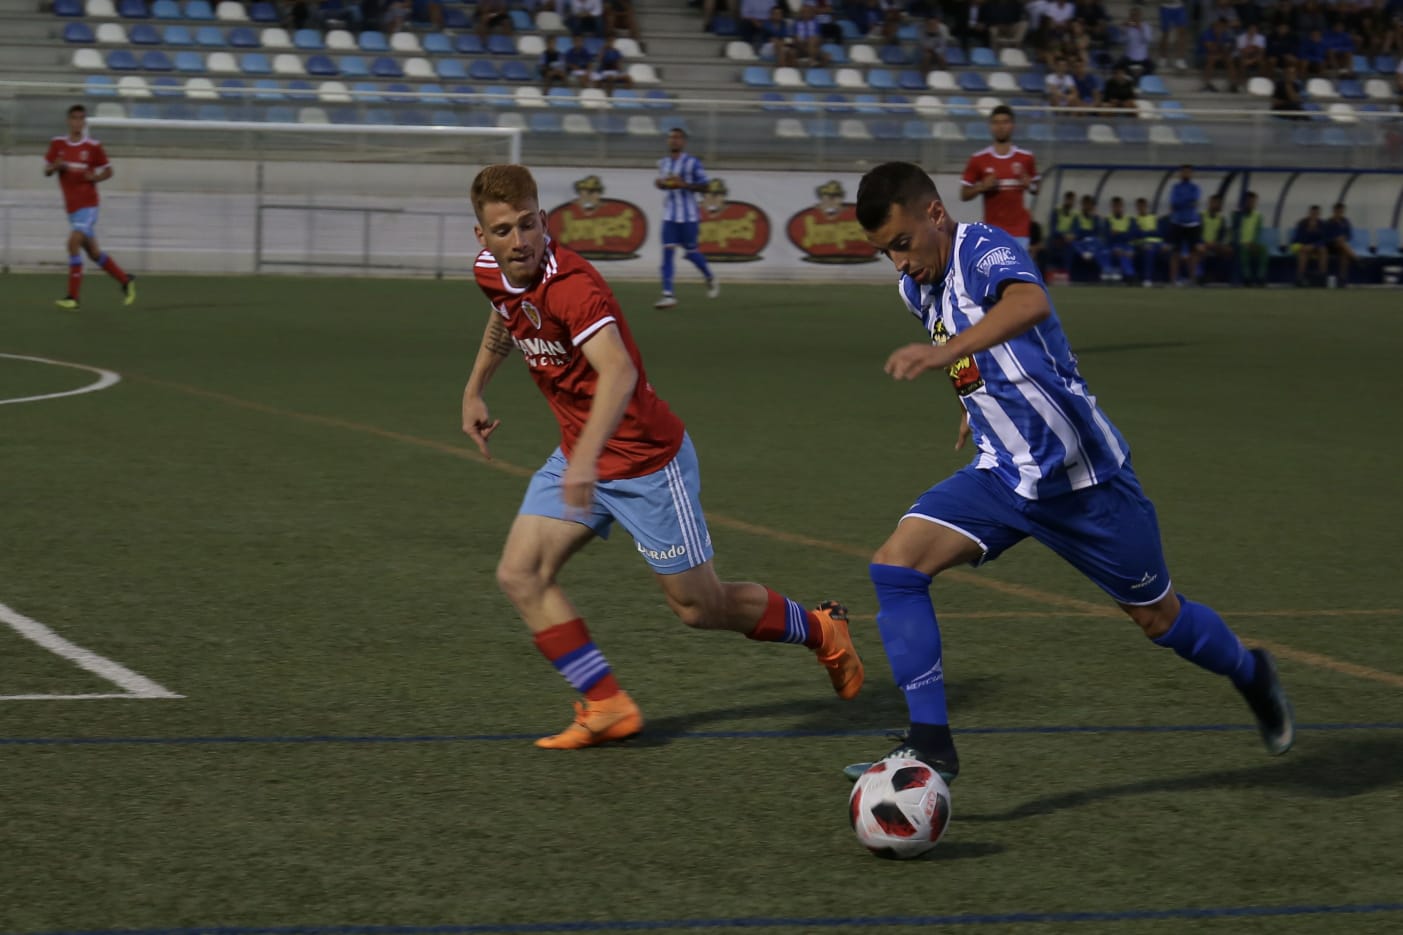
[682,158,708,193]
[562,323,638,508]
[885,282,1049,381]
[86,146,112,183]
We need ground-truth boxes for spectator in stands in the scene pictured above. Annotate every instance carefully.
[475,0,514,40]
[1103,65,1137,109]
[1207,0,1238,29]
[1297,27,1327,75]
[1265,0,1294,37]
[1117,6,1156,75]
[702,0,732,33]
[738,0,775,49]
[288,0,312,30]
[786,3,828,67]
[378,0,404,34]
[984,0,1028,49]
[1324,203,1357,286]
[319,0,363,30]
[1133,196,1167,286]
[1360,0,1393,57]
[593,35,633,92]
[1323,21,1355,78]
[1062,18,1093,67]
[1071,58,1104,107]
[1271,61,1306,115]
[1231,22,1266,91]
[1292,205,1329,286]
[541,43,569,90]
[811,0,844,44]
[1294,0,1328,41]
[1074,0,1112,53]
[1199,194,1234,284]
[1158,0,1189,70]
[761,6,792,60]
[1201,17,1235,92]
[1265,20,1297,71]
[955,0,992,51]
[1234,191,1269,287]
[1105,196,1138,283]
[1233,0,1260,31]
[606,0,640,41]
[920,15,953,69]
[564,33,596,85]
[1045,57,1078,107]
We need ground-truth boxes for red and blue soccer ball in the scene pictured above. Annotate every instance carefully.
[848,757,952,859]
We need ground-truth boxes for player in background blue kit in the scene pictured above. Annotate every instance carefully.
[841,162,1294,785]
[1166,164,1202,287]
[653,127,718,309]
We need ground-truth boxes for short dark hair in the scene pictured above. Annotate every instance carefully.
[1245,190,1258,198]
[855,161,938,231]
[67,104,86,116]
[667,126,687,137]
[990,104,1014,120]
[1333,202,1345,210]
[1310,204,1321,211]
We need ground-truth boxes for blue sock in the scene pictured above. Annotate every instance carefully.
[69,255,83,267]
[660,246,676,294]
[869,563,948,726]
[1153,594,1257,689]
[684,249,712,281]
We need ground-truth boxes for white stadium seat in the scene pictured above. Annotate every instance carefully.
[404,56,434,78]
[390,32,421,53]
[848,44,877,65]
[261,28,292,49]
[626,114,658,135]
[926,70,957,91]
[1149,124,1179,144]
[94,101,127,118]
[86,0,116,17]
[1088,122,1119,143]
[615,38,641,57]
[773,66,803,88]
[579,87,609,109]
[117,75,152,98]
[627,62,660,85]
[216,0,248,21]
[72,48,104,69]
[1246,76,1273,97]
[273,53,304,75]
[518,35,545,56]
[298,106,328,123]
[726,41,756,61]
[535,10,564,31]
[514,86,545,107]
[96,22,127,43]
[184,77,217,99]
[839,118,871,139]
[774,117,808,138]
[325,29,356,51]
[562,113,593,134]
[835,67,865,89]
[316,80,351,103]
[207,51,238,73]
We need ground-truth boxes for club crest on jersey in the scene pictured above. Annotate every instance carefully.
[521,300,542,330]
[930,315,985,398]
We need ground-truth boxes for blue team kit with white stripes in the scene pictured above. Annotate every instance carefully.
[518,433,714,574]
[897,223,1171,605]
[659,151,705,248]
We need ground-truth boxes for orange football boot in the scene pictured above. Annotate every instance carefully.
[812,601,864,700]
[534,690,644,749]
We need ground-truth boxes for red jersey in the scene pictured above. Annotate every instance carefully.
[44,135,109,214]
[960,146,1038,237]
[473,241,685,480]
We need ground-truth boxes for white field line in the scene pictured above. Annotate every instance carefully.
[0,353,121,405]
[0,602,182,700]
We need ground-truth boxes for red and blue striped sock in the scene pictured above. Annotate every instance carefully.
[97,252,130,285]
[746,588,821,648]
[533,618,619,701]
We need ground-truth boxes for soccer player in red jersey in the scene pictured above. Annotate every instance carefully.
[44,104,135,310]
[959,105,1039,249]
[463,164,864,749]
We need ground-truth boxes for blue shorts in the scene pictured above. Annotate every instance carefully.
[662,220,700,250]
[904,463,1173,606]
[69,207,98,238]
[1167,223,1201,254]
[518,433,714,574]
[1160,6,1186,30]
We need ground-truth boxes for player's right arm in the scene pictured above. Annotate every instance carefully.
[43,140,63,176]
[958,156,985,202]
[461,313,515,458]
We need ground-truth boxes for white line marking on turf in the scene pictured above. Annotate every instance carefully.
[0,602,182,700]
[0,693,159,701]
[0,353,121,406]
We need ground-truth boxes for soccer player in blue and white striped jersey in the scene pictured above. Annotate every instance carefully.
[840,162,1294,785]
[653,127,717,309]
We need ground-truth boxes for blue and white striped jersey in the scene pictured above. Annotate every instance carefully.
[658,152,706,223]
[898,222,1130,499]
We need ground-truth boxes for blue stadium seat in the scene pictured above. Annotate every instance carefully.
[958,71,990,92]
[884,93,914,113]
[597,113,628,135]
[1054,122,1086,142]
[185,0,215,20]
[84,74,118,96]
[759,91,790,111]
[240,52,271,74]
[304,54,337,75]
[443,6,469,29]
[130,23,161,43]
[370,56,403,77]
[898,70,926,90]
[107,49,140,70]
[429,109,459,126]
[159,101,194,118]
[1180,124,1211,144]
[944,46,967,67]
[364,108,396,126]
[1337,78,1365,100]
[866,69,896,90]
[1018,71,1044,93]
[1375,228,1401,257]
[461,111,496,127]
[1375,55,1396,74]
[383,81,414,101]
[249,1,278,22]
[879,45,910,65]
[196,103,228,120]
[422,32,451,54]
[1291,125,1320,146]
[142,50,174,70]
[1026,122,1052,140]
[163,24,193,44]
[1352,54,1371,75]
[645,89,672,109]
[448,83,476,102]
[351,81,382,102]
[1159,99,1186,118]
[415,81,444,101]
[853,93,882,113]
[509,9,533,30]
[216,78,247,99]
[791,91,819,112]
[742,66,773,87]
[821,43,846,65]
[293,28,324,50]
[151,74,182,96]
[546,87,577,107]
[1349,225,1373,254]
[284,79,316,100]
[500,60,531,81]
[394,108,431,125]
[805,118,838,138]
[486,34,516,55]
[339,55,369,77]
[119,0,150,18]
[64,22,96,42]
[710,14,737,36]
[54,0,83,15]
[1118,122,1149,143]
[611,88,642,108]
[902,119,930,140]
[328,107,358,124]
[267,105,298,122]
[1138,74,1168,95]
[1321,126,1351,146]
[469,59,499,80]
[174,50,205,71]
[896,23,920,41]
[823,93,853,113]
[131,102,160,118]
[359,30,389,52]
[945,95,976,116]
[970,47,998,67]
[454,34,484,54]
[805,67,836,89]
[229,27,260,48]
[151,0,180,17]
[529,112,563,133]
[963,119,987,138]
[195,26,225,47]
[435,58,467,79]
[872,120,902,140]
[252,77,282,99]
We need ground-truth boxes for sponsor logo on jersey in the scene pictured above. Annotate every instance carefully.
[930,313,985,397]
[975,246,1018,275]
[516,336,570,367]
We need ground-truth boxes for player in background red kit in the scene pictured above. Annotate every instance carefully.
[960,105,1039,250]
[43,104,135,310]
[463,164,864,750]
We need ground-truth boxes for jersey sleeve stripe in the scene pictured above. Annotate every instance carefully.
[571,315,616,347]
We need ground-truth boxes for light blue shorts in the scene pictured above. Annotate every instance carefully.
[68,207,98,238]
[518,432,714,574]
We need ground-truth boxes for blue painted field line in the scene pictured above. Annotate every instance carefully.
[2,722,1401,748]
[20,902,1403,934]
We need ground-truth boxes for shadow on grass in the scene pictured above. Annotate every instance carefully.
[1074,341,1196,355]
[961,734,1403,823]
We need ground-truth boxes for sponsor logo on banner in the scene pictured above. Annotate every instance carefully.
[785,179,878,264]
[697,179,770,262]
[547,174,648,260]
